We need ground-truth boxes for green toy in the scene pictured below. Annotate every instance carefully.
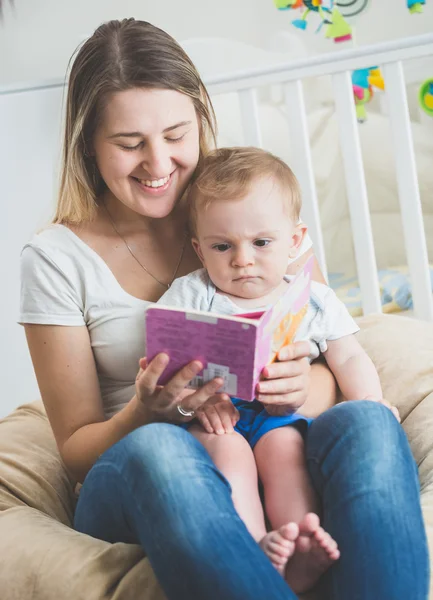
[419,79,433,117]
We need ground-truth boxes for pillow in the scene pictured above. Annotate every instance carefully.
[0,401,75,523]
[0,401,164,600]
[0,507,164,600]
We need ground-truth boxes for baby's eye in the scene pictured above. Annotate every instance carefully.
[254,239,271,247]
[212,243,231,252]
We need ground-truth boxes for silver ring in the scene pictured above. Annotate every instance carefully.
[177,403,195,418]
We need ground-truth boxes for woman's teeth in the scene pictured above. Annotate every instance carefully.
[139,175,170,188]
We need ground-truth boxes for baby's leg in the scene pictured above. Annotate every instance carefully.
[255,426,319,526]
[189,424,266,541]
[254,426,339,593]
[189,424,297,569]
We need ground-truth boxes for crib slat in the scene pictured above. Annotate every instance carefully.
[238,89,263,147]
[332,71,382,315]
[283,80,328,280]
[383,62,433,321]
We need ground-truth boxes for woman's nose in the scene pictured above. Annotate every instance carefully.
[142,142,172,178]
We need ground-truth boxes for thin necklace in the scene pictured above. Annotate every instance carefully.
[103,202,188,289]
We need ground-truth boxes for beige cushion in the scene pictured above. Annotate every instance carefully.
[0,313,432,599]
[0,401,165,600]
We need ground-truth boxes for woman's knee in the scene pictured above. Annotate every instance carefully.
[100,422,213,485]
[307,400,413,470]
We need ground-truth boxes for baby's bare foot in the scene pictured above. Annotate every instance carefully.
[260,522,299,574]
[285,513,340,593]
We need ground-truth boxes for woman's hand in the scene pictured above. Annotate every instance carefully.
[255,341,311,416]
[195,395,240,435]
[135,354,225,423]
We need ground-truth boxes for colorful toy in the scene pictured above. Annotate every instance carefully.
[352,67,385,122]
[419,79,433,117]
[324,7,353,43]
[407,0,426,13]
[274,0,353,42]
[407,1,431,116]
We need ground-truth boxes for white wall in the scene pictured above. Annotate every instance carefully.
[0,86,64,418]
[1,0,433,86]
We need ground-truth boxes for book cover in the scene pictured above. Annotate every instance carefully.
[145,256,313,401]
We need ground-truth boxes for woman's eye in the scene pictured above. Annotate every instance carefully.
[166,133,187,143]
[120,142,143,151]
[254,239,271,247]
[212,243,231,252]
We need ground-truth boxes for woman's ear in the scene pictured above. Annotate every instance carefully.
[191,238,206,266]
[288,223,308,259]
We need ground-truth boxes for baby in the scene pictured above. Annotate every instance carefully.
[158,146,385,593]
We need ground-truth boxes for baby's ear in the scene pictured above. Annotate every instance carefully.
[191,238,206,266]
[288,223,308,259]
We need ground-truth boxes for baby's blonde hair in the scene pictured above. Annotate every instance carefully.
[189,147,301,233]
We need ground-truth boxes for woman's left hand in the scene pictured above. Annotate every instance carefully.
[256,341,311,416]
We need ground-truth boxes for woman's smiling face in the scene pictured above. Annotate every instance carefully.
[93,87,201,219]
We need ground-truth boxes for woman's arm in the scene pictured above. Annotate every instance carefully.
[25,324,224,484]
[25,324,150,484]
[298,359,338,418]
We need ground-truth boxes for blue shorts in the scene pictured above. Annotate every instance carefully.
[232,398,313,448]
[183,398,313,449]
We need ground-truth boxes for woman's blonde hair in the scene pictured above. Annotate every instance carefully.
[54,18,217,224]
[189,147,301,233]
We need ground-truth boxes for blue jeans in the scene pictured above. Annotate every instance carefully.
[74,401,430,600]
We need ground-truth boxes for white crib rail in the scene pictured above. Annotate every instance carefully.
[283,80,327,281]
[239,89,263,147]
[332,71,382,315]
[383,62,433,321]
[204,34,433,321]
[205,34,433,94]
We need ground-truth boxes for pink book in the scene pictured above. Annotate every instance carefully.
[145,257,313,401]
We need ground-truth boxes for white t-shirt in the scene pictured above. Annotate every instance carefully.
[19,225,314,418]
[158,269,359,361]
[20,225,150,418]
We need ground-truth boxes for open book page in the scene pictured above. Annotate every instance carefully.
[145,309,259,398]
[250,256,313,392]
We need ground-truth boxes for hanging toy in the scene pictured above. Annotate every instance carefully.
[274,1,352,42]
[352,67,385,122]
[407,0,426,13]
[419,79,433,117]
[291,1,332,33]
[324,7,353,42]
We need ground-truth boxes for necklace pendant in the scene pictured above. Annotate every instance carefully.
[167,283,171,289]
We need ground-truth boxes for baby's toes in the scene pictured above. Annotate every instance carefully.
[314,530,340,562]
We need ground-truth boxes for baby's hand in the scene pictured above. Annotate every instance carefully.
[195,394,240,435]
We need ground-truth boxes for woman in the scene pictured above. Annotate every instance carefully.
[20,18,429,600]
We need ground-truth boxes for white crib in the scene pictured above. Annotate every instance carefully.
[190,34,433,321]
[1,33,433,417]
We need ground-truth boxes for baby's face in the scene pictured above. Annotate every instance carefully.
[192,176,303,300]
